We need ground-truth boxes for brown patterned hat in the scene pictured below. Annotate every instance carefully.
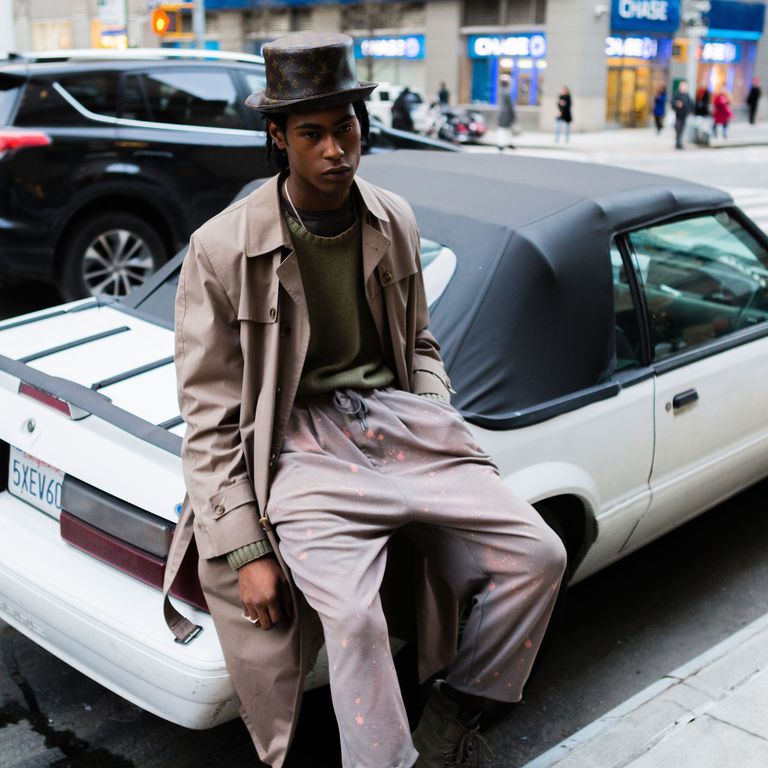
[246,32,377,113]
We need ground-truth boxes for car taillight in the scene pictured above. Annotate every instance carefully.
[60,478,207,612]
[18,383,89,419]
[456,123,468,133]
[0,129,51,153]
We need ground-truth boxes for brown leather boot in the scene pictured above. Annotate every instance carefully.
[412,681,494,767]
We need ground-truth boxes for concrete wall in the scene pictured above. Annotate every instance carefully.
[542,0,609,131]
[424,0,462,105]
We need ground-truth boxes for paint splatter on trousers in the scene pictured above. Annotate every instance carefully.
[266,387,567,768]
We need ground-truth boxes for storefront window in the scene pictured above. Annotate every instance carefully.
[467,33,546,106]
[605,36,672,126]
[696,40,757,106]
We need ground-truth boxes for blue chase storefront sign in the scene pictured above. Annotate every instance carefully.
[610,0,681,34]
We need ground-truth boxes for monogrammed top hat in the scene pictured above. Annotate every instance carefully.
[245,32,377,113]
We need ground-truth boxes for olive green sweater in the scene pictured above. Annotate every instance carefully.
[226,206,396,571]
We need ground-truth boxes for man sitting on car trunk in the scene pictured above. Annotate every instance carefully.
[167,31,566,768]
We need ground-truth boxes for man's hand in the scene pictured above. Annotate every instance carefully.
[238,555,293,630]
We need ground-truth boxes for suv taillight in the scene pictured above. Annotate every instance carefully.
[0,129,52,153]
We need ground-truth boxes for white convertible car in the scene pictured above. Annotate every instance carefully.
[1,151,768,731]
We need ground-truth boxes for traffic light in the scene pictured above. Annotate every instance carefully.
[151,9,171,35]
[149,4,194,39]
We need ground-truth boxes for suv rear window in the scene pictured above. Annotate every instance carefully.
[123,69,244,129]
[59,72,119,117]
[0,75,22,124]
[14,79,84,126]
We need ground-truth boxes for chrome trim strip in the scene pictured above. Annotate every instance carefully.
[52,82,266,138]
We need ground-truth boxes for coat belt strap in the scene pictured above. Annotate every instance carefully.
[163,498,202,644]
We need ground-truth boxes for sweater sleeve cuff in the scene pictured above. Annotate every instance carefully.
[226,539,274,571]
[419,392,448,402]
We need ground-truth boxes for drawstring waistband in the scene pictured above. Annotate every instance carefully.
[333,388,370,430]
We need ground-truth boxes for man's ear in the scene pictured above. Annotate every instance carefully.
[268,120,287,150]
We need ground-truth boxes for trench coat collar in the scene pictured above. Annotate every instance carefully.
[244,171,390,258]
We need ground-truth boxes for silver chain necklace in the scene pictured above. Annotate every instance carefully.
[283,180,307,231]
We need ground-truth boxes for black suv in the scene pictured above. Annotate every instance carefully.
[0,49,451,300]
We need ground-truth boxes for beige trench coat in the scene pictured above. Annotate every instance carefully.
[163,173,458,765]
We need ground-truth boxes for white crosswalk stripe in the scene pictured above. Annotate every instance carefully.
[727,188,768,234]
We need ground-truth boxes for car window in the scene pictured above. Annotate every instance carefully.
[611,239,644,370]
[59,72,119,117]
[241,71,266,131]
[628,211,768,361]
[13,79,85,126]
[129,69,244,129]
[421,238,457,307]
[0,75,23,124]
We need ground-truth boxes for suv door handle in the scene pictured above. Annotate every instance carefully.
[672,388,699,410]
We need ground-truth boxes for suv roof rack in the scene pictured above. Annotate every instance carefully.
[15,48,264,65]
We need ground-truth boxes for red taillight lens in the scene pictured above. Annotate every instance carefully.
[456,123,468,133]
[60,511,208,612]
[19,382,71,415]
[18,382,89,419]
[0,129,51,152]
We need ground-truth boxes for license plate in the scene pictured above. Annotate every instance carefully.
[8,446,64,520]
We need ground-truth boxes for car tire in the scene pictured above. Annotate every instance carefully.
[59,212,166,301]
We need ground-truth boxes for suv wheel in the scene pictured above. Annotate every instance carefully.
[60,212,165,300]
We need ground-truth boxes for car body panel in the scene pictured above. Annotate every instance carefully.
[625,336,768,550]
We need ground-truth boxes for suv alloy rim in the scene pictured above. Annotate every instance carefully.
[82,228,156,297]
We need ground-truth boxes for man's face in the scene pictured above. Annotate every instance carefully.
[269,103,361,206]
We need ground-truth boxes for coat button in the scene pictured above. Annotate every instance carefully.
[280,323,291,336]
[269,307,277,320]
[382,271,393,283]
[214,504,226,517]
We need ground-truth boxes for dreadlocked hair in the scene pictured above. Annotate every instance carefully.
[264,99,371,172]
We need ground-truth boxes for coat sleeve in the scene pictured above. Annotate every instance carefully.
[175,235,267,559]
[407,215,453,402]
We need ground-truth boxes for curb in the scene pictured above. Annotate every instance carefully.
[520,610,768,768]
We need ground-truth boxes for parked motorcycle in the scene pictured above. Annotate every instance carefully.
[433,107,487,144]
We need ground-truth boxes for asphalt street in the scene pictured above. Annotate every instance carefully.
[2,144,768,768]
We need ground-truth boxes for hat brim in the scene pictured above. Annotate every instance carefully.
[245,82,378,113]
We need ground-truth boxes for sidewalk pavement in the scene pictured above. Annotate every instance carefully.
[520,611,768,768]
[478,119,768,157]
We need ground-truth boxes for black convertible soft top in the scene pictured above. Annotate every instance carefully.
[358,151,732,427]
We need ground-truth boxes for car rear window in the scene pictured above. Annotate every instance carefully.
[0,75,23,125]
[59,72,119,117]
[13,79,85,126]
[123,69,245,129]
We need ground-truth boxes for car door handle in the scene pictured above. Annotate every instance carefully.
[672,388,699,410]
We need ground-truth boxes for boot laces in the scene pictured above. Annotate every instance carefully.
[443,726,494,767]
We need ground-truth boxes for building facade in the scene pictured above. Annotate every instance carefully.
[10,0,768,131]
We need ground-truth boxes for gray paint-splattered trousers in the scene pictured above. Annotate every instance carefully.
[265,387,567,768]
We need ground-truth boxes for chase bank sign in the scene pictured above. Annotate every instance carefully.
[611,0,681,33]
[468,34,547,59]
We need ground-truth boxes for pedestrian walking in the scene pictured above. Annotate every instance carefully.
[712,88,733,142]
[496,75,516,150]
[437,80,450,108]
[164,30,567,768]
[747,78,762,124]
[672,80,692,150]
[555,85,572,143]
[392,86,415,132]
[694,86,711,118]
[653,85,667,134]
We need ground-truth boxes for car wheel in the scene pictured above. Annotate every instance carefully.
[60,212,165,300]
